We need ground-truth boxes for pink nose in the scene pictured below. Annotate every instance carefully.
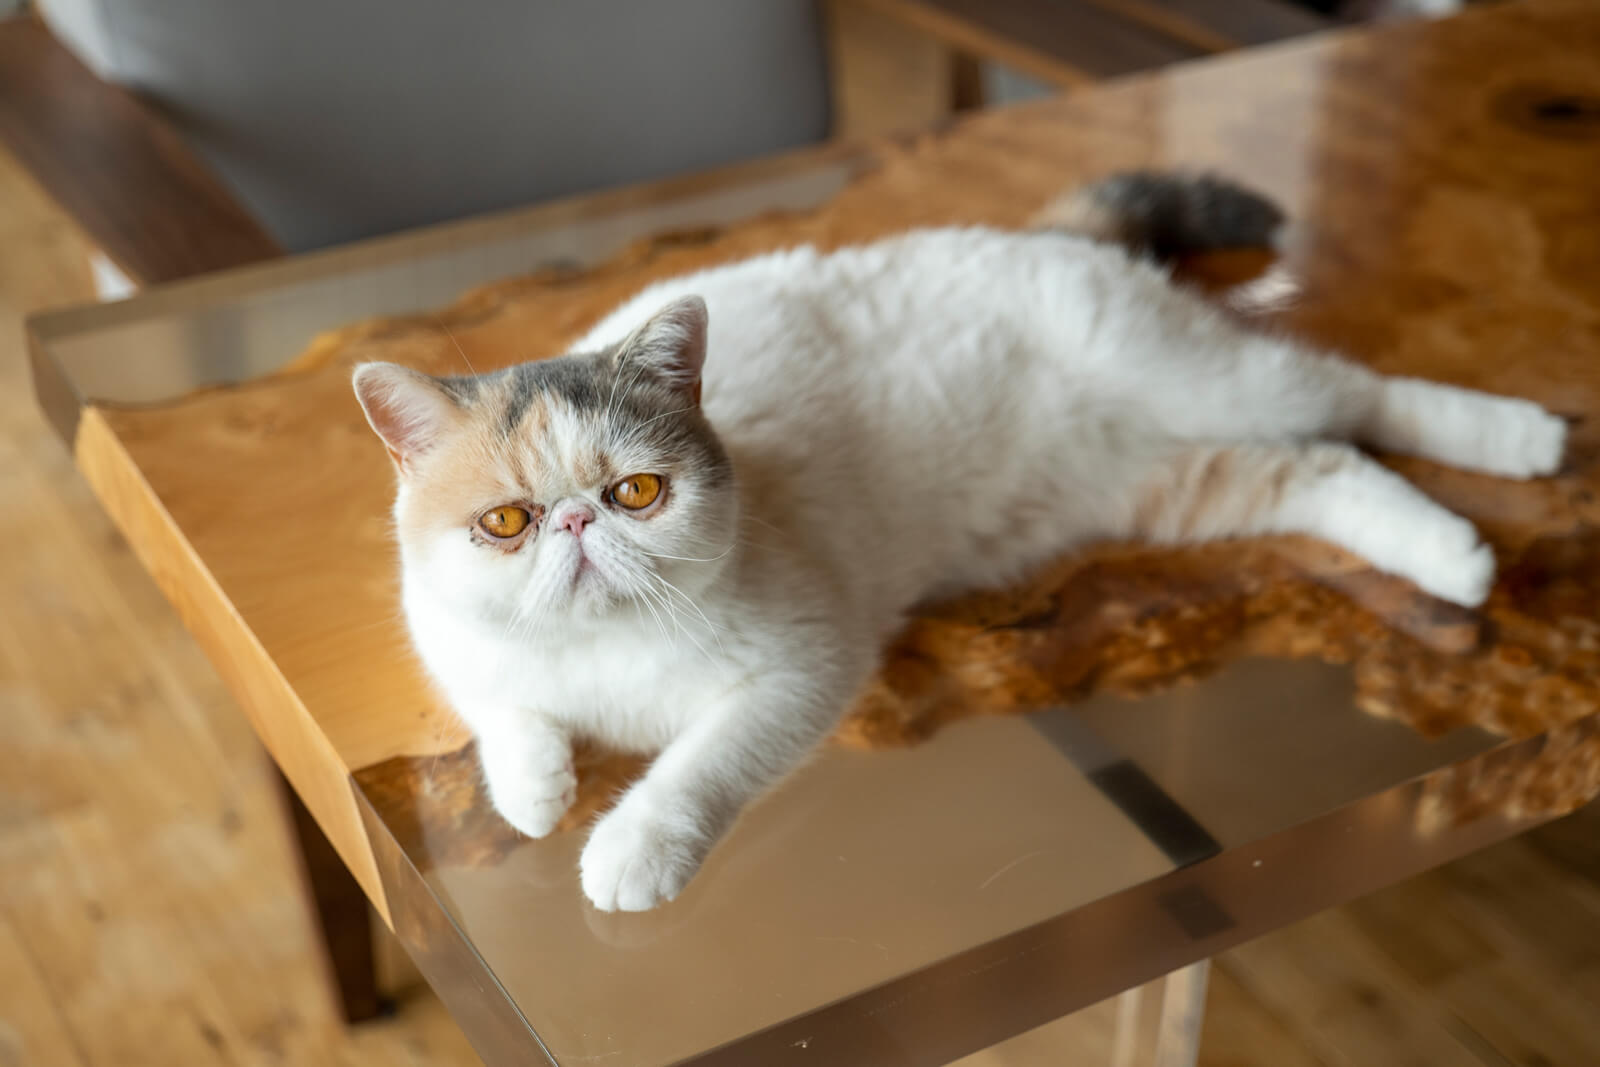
[555,504,594,538]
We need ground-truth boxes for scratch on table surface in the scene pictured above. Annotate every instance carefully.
[814,934,889,952]
[978,850,1045,891]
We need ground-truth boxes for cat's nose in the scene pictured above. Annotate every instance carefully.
[554,504,595,538]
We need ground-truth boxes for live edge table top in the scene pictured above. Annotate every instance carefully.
[28,5,1600,1066]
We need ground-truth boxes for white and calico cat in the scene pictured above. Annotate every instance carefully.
[354,174,1565,912]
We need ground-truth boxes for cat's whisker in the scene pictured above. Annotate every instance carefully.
[608,405,700,453]
[502,568,558,645]
[501,582,537,637]
[611,552,719,663]
[422,709,473,786]
[632,578,674,647]
[610,361,656,425]
[603,332,640,424]
[604,363,628,425]
[513,589,559,645]
[654,589,715,664]
[639,404,697,427]
[738,513,789,544]
[641,542,736,563]
[648,572,727,654]
[605,339,659,427]
[631,600,655,644]
[434,317,478,376]
[629,564,724,662]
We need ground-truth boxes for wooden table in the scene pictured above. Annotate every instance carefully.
[29,5,1600,1064]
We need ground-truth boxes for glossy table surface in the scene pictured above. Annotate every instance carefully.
[29,4,1600,1064]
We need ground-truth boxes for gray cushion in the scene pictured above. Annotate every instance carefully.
[41,0,830,251]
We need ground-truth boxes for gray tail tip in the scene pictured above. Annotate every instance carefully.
[1034,171,1285,259]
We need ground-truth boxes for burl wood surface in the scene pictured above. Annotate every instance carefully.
[76,3,1600,900]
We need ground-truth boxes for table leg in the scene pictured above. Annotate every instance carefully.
[1154,961,1209,1067]
[274,768,388,1023]
[1110,960,1211,1067]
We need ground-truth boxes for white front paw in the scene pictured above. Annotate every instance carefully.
[1405,517,1496,607]
[580,798,705,912]
[480,732,576,840]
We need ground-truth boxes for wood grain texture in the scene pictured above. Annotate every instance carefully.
[1218,824,1600,1067]
[0,916,86,1067]
[0,17,283,285]
[70,407,389,924]
[90,1,1600,819]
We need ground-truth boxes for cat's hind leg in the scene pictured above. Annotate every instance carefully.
[1123,439,1494,606]
[1361,377,1566,480]
[1119,309,1566,478]
[1108,313,1386,445]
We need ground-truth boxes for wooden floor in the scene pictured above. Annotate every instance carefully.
[2,143,1598,1066]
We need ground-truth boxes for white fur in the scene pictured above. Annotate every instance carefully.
[398,227,1565,911]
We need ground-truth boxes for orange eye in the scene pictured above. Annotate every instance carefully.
[609,473,663,511]
[478,505,531,539]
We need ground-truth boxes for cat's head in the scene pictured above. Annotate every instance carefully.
[353,297,736,630]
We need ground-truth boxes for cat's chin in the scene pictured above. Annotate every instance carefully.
[560,559,635,621]
[567,576,620,618]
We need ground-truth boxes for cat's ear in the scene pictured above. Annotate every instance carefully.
[352,362,465,473]
[615,296,708,404]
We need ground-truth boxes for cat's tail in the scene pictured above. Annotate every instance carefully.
[1032,172,1284,261]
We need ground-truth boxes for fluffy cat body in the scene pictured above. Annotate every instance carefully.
[355,176,1566,912]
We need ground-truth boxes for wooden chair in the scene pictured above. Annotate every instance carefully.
[0,1,1333,283]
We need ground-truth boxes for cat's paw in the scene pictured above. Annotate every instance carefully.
[580,797,705,912]
[480,731,576,840]
[1403,518,1496,608]
[1469,398,1567,479]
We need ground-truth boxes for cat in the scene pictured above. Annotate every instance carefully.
[353,172,1566,912]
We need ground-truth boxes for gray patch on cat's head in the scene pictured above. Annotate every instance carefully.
[496,355,611,436]
[435,374,482,404]
[484,346,733,489]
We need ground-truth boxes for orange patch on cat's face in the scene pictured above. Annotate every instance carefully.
[400,434,517,548]
[572,448,612,490]
[398,389,549,547]
[395,386,625,550]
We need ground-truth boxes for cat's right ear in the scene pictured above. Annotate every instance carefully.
[352,363,464,473]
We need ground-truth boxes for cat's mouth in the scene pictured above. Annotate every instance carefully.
[566,542,608,597]
[556,535,633,613]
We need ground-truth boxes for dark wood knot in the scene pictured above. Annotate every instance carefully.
[1492,85,1600,141]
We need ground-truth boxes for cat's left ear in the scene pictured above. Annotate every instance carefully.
[615,296,708,405]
